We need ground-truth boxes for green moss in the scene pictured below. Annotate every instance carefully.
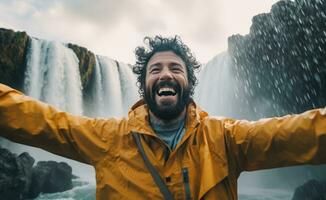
[67,43,96,92]
[0,28,30,90]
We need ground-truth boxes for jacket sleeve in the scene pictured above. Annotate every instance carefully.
[0,83,121,165]
[223,108,326,173]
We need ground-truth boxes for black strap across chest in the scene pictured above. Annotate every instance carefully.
[132,132,175,200]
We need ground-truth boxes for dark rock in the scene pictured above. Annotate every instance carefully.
[0,28,30,90]
[0,147,75,199]
[72,174,79,179]
[0,147,34,200]
[228,0,326,117]
[72,178,89,187]
[17,152,35,196]
[27,160,73,198]
[67,43,96,92]
[292,179,326,200]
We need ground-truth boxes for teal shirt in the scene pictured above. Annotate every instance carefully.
[150,117,185,151]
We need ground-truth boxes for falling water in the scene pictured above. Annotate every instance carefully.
[117,61,138,114]
[24,38,83,115]
[84,56,139,118]
[195,52,239,118]
[86,57,106,117]
[95,56,124,117]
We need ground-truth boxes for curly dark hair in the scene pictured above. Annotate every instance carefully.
[132,35,201,97]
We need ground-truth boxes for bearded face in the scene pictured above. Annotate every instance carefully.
[144,51,190,120]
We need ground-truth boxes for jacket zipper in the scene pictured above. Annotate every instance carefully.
[182,168,192,200]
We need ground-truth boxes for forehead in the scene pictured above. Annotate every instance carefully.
[147,51,185,67]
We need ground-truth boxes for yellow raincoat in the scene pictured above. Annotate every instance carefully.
[0,83,326,199]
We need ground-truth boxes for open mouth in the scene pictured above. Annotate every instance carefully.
[157,87,177,96]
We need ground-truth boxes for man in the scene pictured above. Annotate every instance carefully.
[0,35,326,200]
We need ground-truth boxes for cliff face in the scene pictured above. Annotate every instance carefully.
[228,0,326,115]
[0,28,30,90]
[0,28,96,92]
[67,43,96,91]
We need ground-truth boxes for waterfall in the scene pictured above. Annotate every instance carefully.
[117,62,138,114]
[195,51,273,120]
[24,38,83,115]
[85,56,138,118]
[86,57,106,117]
[195,52,240,118]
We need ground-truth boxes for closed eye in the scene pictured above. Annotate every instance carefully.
[171,66,184,73]
[149,66,161,74]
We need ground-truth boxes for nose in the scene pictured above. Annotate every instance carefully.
[159,67,173,81]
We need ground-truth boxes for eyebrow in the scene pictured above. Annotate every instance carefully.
[148,63,162,70]
[149,61,184,68]
[170,62,183,67]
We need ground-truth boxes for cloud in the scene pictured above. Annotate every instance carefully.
[59,0,168,33]
[62,0,130,27]
[0,0,279,63]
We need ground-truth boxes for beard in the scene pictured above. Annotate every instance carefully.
[144,81,191,120]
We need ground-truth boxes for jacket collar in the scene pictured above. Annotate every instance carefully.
[127,99,208,136]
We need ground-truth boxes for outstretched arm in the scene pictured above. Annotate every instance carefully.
[0,83,121,165]
[223,108,326,175]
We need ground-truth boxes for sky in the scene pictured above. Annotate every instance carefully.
[0,0,279,64]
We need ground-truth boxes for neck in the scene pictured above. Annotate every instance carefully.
[149,108,186,127]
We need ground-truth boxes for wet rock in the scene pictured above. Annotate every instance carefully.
[67,43,96,92]
[27,161,73,198]
[228,0,326,116]
[0,147,75,199]
[0,28,30,90]
[17,152,35,196]
[292,179,326,200]
[0,147,34,200]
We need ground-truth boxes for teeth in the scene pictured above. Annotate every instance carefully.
[157,87,176,96]
[159,88,175,93]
